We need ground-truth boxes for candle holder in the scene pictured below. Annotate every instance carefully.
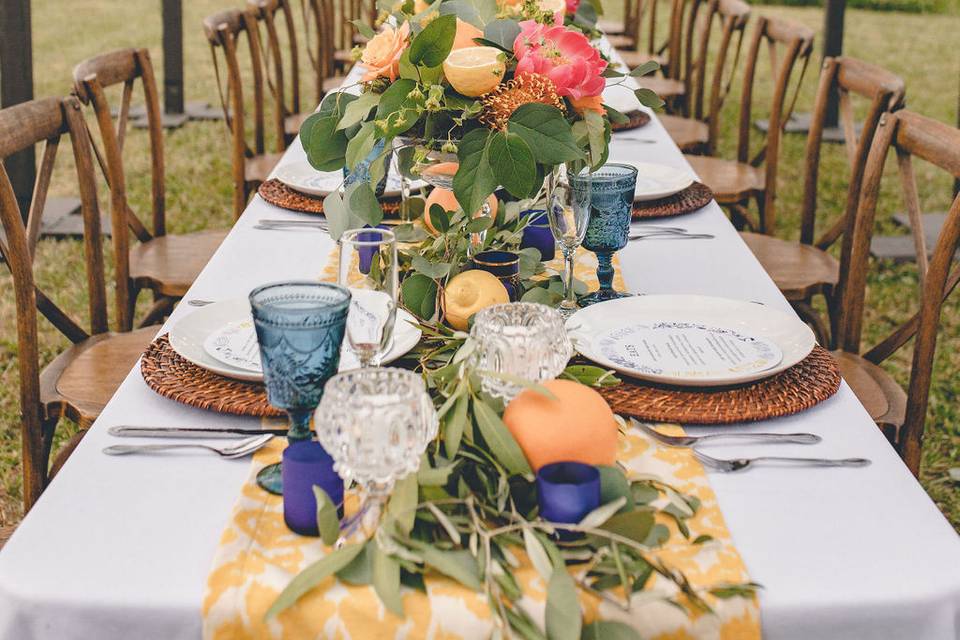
[471,250,521,301]
[282,441,344,536]
[536,461,601,539]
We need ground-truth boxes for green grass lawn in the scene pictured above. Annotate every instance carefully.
[0,2,957,531]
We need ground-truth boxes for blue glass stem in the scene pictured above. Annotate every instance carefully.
[288,409,314,443]
[596,250,615,293]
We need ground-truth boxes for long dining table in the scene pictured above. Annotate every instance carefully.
[1,45,959,639]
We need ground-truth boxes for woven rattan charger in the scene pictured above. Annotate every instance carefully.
[611,110,651,132]
[258,179,403,216]
[632,182,714,219]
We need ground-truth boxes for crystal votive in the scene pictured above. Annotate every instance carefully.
[282,441,344,536]
[469,302,573,402]
[536,461,601,534]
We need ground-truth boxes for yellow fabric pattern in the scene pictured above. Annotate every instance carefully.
[202,426,760,639]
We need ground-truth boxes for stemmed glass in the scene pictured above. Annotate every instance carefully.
[249,282,351,494]
[546,164,592,318]
[338,227,399,368]
[315,367,438,544]
[578,163,638,306]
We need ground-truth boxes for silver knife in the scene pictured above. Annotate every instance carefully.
[108,425,289,438]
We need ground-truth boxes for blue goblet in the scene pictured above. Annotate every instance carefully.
[249,282,351,495]
[576,163,638,306]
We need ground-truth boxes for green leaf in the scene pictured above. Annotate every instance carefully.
[351,19,376,39]
[465,215,494,234]
[298,111,325,147]
[345,121,377,171]
[375,79,423,137]
[693,534,714,545]
[579,496,627,529]
[546,570,582,640]
[266,543,364,618]
[411,254,452,279]
[444,391,470,456]
[427,502,461,543]
[629,60,660,77]
[420,547,482,590]
[630,481,659,505]
[597,465,633,513]
[599,509,655,545]
[338,91,380,130]
[347,182,384,227]
[438,0,497,27]
[580,621,641,640]
[472,398,531,476]
[634,87,665,110]
[427,203,451,232]
[489,131,537,198]
[372,543,404,616]
[336,540,374,585]
[387,473,419,534]
[323,190,365,240]
[507,104,585,165]
[400,273,438,320]
[418,458,460,485]
[313,486,341,546]
[601,66,626,78]
[603,104,629,125]
[521,286,559,305]
[317,91,358,119]
[582,109,607,169]
[483,19,521,50]
[643,523,670,547]
[410,14,457,67]
[305,115,349,171]
[523,526,553,581]
[453,128,498,217]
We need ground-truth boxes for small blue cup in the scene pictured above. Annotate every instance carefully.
[536,462,601,537]
[282,441,344,536]
[521,210,556,261]
[472,250,521,301]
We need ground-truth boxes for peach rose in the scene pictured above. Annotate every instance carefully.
[570,94,604,114]
[360,22,410,82]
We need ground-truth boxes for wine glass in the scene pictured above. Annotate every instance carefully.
[338,227,399,368]
[578,163,638,306]
[315,367,438,544]
[546,165,592,318]
[470,302,573,402]
[249,282,351,494]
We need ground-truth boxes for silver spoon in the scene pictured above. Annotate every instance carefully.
[630,232,714,241]
[634,421,821,447]
[102,434,274,459]
[693,449,870,472]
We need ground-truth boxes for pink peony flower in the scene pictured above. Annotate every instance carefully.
[565,0,581,13]
[512,21,607,101]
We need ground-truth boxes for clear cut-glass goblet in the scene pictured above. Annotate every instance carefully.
[470,302,573,403]
[546,165,592,318]
[315,367,438,544]
[249,282,351,495]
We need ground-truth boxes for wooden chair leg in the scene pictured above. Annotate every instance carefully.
[48,429,88,480]
[139,296,176,327]
[791,299,831,346]
[0,525,15,551]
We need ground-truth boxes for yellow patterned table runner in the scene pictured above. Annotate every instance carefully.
[202,425,759,639]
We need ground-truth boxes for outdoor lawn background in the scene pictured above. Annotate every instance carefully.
[0,0,958,532]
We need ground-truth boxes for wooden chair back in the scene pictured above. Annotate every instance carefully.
[203,8,273,217]
[300,0,338,103]
[834,110,960,473]
[733,15,814,233]
[72,48,169,332]
[800,57,905,250]
[248,0,301,130]
[327,0,373,59]
[681,0,750,152]
[0,96,106,508]
[623,0,687,79]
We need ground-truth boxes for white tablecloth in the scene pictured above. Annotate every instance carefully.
[1,52,958,640]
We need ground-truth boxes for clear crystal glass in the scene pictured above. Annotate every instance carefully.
[469,302,574,402]
[315,367,438,543]
[546,165,592,318]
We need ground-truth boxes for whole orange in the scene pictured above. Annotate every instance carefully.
[422,187,498,236]
[502,379,619,471]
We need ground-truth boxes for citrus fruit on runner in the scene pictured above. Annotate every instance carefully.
[443,46,506,97]
[423,187,499,235]
[442,270,510,330]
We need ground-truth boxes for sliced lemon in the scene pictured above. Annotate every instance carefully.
[443,46,506,98]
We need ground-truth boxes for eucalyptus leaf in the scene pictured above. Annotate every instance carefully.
[465,216,495,234]
[400,273,438,320]
[579,496,626,529]
[317,91,358,119]
[629,60,661,77]
[643,523,670,547]
[338,91,380,130]
[428,203,451,232]
[489,131,537,198]
[634,87,665,110]
[305,115,349,171]
[523,526,553,581]
[580,621,641,640]
[313,486,341,545]
[444,391,470,455]
[375,79,423,137]
[351,19,376,38]
[348,182,384,227]
[323,190,365,240]
[420,547,482,590]
[345,121,377,171]
[472,398,531,476]
[630,481,659,505]
[483,19,522,50]
[418,459,460,485]
[372,543,405,616]
[266,543,364,618]
[410,14,457,67]
[597,465,633,513]
[599,509,654,545]
[521,286,560,305]
[336,540,374,585]
[412,254,452,279]
[387,473,419,534]
[298,111,325,147]
[546,570,582,640]
[427,502,462,543]
[438,0,497,27]
[454,128,498,217]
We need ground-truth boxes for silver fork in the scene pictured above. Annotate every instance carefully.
[633,421,821,447]
[187,299,216,307]
[693,449,871,472]
[257,218,328,227]
[102,434,273,459]
[629,232,714,241]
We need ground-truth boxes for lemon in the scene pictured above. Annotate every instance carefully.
[442,270,509,330]
[443,46,506,98]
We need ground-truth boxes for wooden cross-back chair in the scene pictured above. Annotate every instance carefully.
[831,110,960,475]
[742,57,904,345]
[659,0,750,153]
[617,0,690,110]
[0,96,157,510]
[331,0,375,72]
[299,0,348,104]
[685,15,814,234]
[73,48,228,332]
[204,8,285,218]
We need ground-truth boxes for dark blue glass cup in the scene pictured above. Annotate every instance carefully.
[250,281,351,494]
[282,441,344,536]
[576,163,638,306]
[537,462,601,539]
[472,250,521,301]
[521,210,556,261]
[343,139,391,197]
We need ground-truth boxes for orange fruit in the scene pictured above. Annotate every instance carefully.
[422,187,498,235]
[442,46,505,97]
[503,379,619,471]
[442,270,510,330]
[452,18,484,50]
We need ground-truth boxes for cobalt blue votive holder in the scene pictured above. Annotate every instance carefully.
[472,250,521,301]
[536,462,601,537]
[520,210,556,261]
[282,441,344,536]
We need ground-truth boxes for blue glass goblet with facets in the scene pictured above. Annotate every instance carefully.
[249,281,351,494]
[577,163,638,306]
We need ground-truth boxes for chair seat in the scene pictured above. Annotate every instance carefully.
[660,114,708,152]
[41,327,158,427]
[832,350,907,443]
[285,112,312,136]
[618,50,667,72]
[607,33,635,49]
[635,77,684,99]
[335,49,355,65]
[597,19,626,34]
[740,232,839,300]
[244,152,283,184]
[685,154,764,203]
[322,76,345,94]
[130,229,228,297]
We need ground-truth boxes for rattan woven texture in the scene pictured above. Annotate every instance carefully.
[258,179,402,216]
[632,182,714,219]
[611,110,651,131]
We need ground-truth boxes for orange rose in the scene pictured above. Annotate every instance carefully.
[360,22,410,82]
[452,18,484,50]
[570,94,605,115]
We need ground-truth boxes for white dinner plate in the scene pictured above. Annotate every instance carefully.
[168,297,421,382]
[274,161,424,198]
[566,295,816,387]
[616,161,695,201]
